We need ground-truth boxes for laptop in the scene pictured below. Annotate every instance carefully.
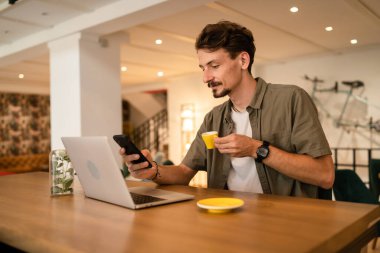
[61,136,194,209]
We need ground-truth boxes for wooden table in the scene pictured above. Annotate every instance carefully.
[0,172,379,253]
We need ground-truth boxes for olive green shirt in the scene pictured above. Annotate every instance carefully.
[182,77,331,198]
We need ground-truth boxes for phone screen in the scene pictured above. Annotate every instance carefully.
[113,134,152,168]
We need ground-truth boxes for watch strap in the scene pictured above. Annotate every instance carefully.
[256,141,270,163]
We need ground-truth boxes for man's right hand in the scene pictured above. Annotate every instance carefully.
[119,148,157,180]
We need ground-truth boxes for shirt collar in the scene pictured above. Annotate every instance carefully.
[249,77,268,110]
[225,77,268,123]
[227,77,268,110]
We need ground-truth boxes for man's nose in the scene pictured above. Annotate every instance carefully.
[203,69,212,84]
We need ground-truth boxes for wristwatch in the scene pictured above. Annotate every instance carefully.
[255,141,270,163]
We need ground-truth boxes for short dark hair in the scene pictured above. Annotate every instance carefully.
[195,20,256,74]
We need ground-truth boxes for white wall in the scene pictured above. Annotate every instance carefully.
[256,46,380,151]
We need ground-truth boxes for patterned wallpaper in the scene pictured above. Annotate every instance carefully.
[0,93,51,157]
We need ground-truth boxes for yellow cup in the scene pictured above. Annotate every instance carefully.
[201,131,218,149]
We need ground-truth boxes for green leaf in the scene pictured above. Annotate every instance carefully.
[51,186,63,194]
[53,169,63,175]
[63,178,73,190]
[54,177,63,184]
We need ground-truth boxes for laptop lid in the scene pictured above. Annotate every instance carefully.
[61,136,194,209]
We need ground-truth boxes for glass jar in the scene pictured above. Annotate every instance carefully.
[49,149,74,196]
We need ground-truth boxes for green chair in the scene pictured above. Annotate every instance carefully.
[318,187,332,200]
[333,169,379,249]
[368,160,380,249]
[334,169,378,204]
[369,159,380,201]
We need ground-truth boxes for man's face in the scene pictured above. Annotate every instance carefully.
[197,48,243,98]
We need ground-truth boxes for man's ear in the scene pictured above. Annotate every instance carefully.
[240,52,250,70]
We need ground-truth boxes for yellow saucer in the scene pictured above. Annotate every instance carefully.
[197,198,244,213]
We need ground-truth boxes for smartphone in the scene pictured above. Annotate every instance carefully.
[113,134,152,168]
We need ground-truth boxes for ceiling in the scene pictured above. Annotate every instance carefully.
[0,0,380,90]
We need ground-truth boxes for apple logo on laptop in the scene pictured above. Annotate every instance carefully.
[86,160,101,179]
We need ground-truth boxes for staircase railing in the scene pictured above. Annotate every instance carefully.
[131,109,168,153]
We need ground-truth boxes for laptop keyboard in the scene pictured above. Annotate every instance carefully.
[130,192,165,204]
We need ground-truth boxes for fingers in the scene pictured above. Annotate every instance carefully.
[214,133,239,145]
[215,138,238,149]
[124,154,154,179]
[121,152,138,165]
[129,166,155,179]
[217,147,239,155]
[141,149,153,161]
[128,161,150,171]
[214,134,250,157]
[119,148,154,179]
[119,148,142,167]
[214,136,228,145]
[119,147,126,155]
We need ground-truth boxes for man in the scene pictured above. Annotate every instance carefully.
[121,21,334,198]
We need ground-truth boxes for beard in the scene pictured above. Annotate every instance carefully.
[212,88,230,98]
[208,81,231,98]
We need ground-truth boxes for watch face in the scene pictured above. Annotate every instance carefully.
[258,147,269,157]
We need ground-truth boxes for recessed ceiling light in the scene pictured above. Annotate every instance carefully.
[157,71,164,77]
[350,39,358,45]
[121,66,127,72]
[18,74,24,79]
[290,6,299,13]
[325,26,333,32]
[155,39,162,45]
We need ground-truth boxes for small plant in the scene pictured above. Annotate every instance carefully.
[50,150,74,196]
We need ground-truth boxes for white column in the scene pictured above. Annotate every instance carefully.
[48,32,122,149]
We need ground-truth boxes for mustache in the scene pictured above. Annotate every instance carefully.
[207,81,222,88]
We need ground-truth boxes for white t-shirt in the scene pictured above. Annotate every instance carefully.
[227,109,263,193]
